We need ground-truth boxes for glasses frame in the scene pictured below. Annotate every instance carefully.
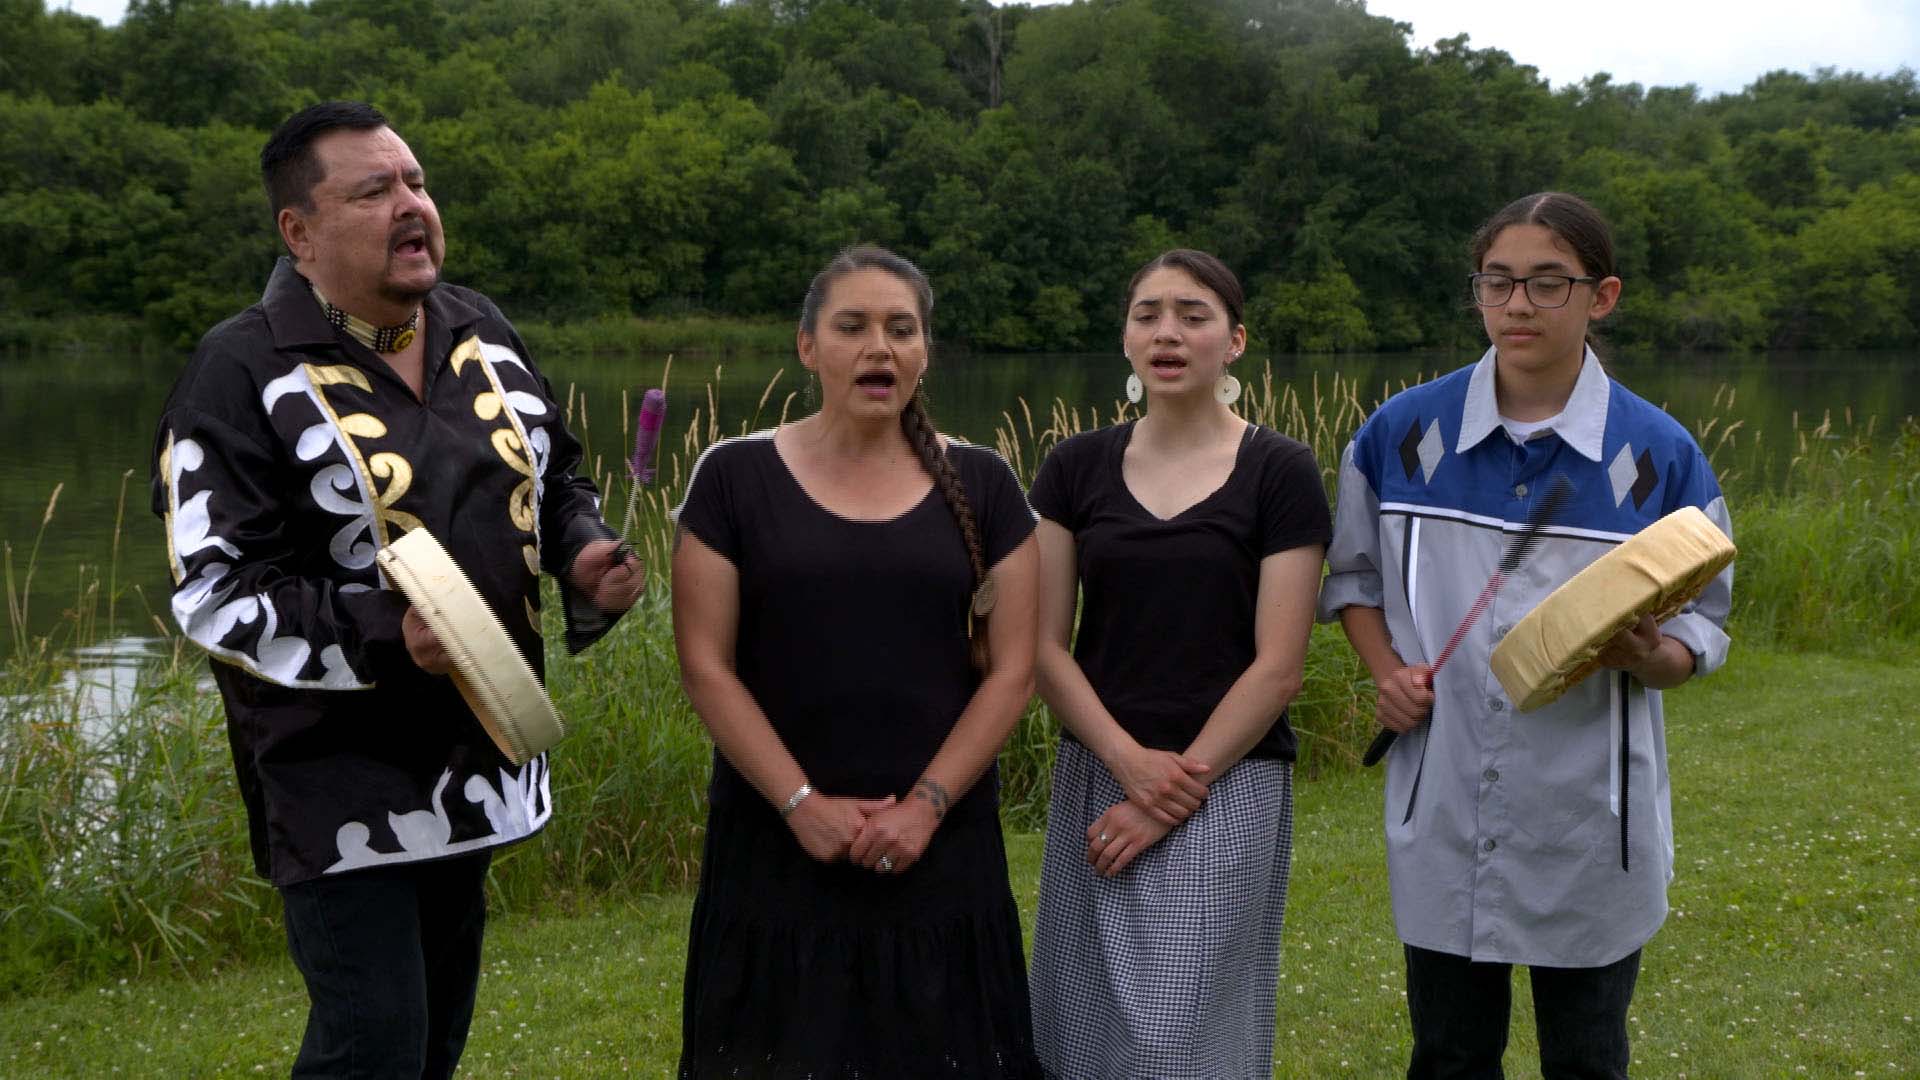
[1468,272,1599,310]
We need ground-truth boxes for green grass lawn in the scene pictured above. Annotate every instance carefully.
[3,645,1915,1078]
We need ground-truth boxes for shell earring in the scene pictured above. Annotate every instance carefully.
[1123,354,1143,404]
[1214,351,1242,406]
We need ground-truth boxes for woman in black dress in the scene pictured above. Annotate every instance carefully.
[1027,249,1329,1078]
[672,245,1042,1078]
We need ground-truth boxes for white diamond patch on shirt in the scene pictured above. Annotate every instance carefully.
[1609,444,1640,506]
[1417,420,1444,485]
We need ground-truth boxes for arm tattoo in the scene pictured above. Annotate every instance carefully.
[672,524,686,555]
[912,779,951,820]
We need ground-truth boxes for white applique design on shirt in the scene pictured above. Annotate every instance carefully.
[1416,419,1445,484]
[325,759,553,873]
[1608,443,1641,507]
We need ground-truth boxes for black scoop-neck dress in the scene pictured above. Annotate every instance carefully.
[673,431,1042,1079]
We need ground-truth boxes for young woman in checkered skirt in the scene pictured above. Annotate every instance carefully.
[1026,250,1330,1079]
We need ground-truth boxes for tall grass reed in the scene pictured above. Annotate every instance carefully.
[2,479,270,994]
[1691,389,1920,654]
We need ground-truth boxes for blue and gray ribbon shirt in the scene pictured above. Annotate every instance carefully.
[1318,347,1733,968]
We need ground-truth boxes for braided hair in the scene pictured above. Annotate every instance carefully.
[799,245,994,671]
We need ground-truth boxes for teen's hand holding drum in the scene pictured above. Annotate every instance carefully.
[1593,612,1694,687]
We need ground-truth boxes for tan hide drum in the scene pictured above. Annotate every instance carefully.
[1490,506,1734,712]
[375,527,565,765]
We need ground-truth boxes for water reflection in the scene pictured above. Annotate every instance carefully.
[57,636,170,733]
[2,635,185,736]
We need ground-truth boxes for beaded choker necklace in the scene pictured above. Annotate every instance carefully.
[309,283,419,353]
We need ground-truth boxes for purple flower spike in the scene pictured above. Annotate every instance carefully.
[630,388,666,484]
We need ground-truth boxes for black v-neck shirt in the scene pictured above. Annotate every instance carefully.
[1029,421,1331,761]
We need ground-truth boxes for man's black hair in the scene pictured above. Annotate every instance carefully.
[261,101,390,216]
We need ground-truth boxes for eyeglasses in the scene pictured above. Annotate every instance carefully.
[1469,273,1598,309]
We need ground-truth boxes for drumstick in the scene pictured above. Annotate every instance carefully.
[1361,474,1574,767]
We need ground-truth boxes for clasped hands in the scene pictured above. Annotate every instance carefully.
[1085,745,1211,879]
[786,790,939,874]
[403,538,645,674]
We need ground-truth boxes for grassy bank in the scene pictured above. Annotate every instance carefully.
[3,366,1916,995]
[2,646,1913,1076]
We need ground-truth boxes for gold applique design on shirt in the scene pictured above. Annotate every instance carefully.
[304,363,419,547]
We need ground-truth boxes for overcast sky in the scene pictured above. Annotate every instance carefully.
[49,0,1919,99]
[1365,0,1917,96]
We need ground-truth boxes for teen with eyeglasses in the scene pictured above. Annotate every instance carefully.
[1319,192,1734,1079]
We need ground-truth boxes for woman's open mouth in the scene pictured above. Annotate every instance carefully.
[854,370,898,398]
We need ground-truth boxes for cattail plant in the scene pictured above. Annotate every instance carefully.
[621,388,666,540]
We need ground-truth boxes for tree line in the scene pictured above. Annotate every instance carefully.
[2,0,1916,352]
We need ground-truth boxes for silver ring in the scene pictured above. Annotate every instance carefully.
[877,855,894,873]
[1097,832,1111,844]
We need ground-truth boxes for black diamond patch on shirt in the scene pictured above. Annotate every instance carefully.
[1399,418,1424,481]
[1630,449,1658,509]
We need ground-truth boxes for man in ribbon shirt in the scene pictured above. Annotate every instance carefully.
[151,101,643,1079]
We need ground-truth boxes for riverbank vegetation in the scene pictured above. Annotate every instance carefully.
[3,0,1917,352]
[3,368,1917,995]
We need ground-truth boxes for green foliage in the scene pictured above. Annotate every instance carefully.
[2,0,1915,350]
[1770,175,1920,348]
[1248,268,1377,353]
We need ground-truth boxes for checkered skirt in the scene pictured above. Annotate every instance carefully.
[1030,739,1294,1080]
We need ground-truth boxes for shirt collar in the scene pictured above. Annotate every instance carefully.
[262,257,338,351]
[1456,344,1610,462]
[261,256,486,354]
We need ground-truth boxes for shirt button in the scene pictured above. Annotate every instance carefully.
[1514,483,1528,498]
[1494,623,1513,639]
[1483,767,1500,783]
[1483,838,1497,852]
[1488,698,1506,712]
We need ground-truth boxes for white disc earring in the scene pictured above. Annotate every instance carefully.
[1214,373,1242,406]
[1124,353,1144,404]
